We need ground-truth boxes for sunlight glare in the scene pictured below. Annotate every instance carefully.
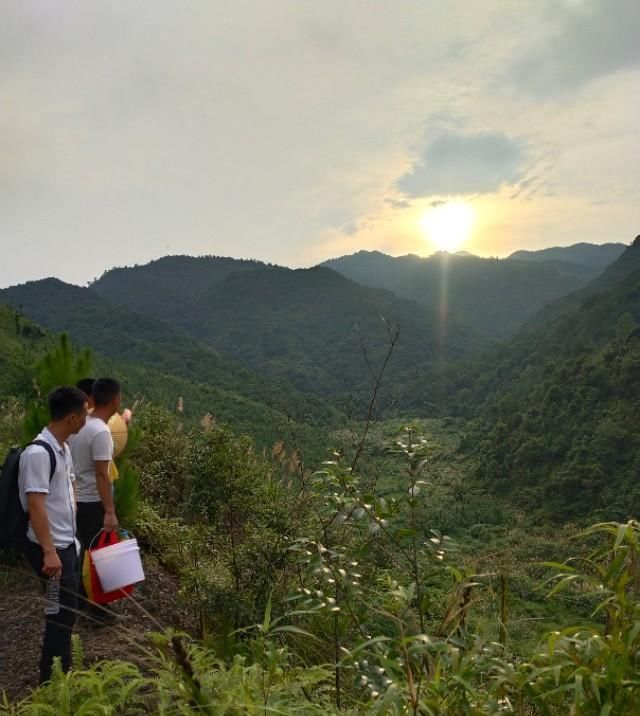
[420,202,476,253]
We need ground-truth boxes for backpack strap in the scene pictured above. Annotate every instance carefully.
[28,440,57,481]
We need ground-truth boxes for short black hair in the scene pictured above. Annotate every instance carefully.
[76,377,95,399]
[92,377,122,407]
[48,386,88,421]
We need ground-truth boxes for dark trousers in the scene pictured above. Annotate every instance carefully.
[24,541,80,684]
[76,501,105,604]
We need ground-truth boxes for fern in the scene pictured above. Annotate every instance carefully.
[70,636,85,672]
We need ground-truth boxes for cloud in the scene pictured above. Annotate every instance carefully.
[396,130,526,198]
[513,0,640,94]
[383,197,412,210]
[0,1,637,286]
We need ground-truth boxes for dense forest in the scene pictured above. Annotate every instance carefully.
[2,268,488,411]
[321,246,623,339]
[467,236,640,521]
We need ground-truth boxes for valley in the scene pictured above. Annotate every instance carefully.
[1,238,639,712]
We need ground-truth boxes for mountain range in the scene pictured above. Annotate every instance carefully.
[89,259,486,403]
[322,242,627,340]
[507,242,626,269]
[0,242,631,414]
[1,238,639,521]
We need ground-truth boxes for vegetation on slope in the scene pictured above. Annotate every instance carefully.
[0,306,48,399]
[3,246,640,711]
[468,238,640,521]
[4,390,640,713]
[323,250,603,340]
[0,298,332,458]
[92,254,266,321]
[8,269,490,411]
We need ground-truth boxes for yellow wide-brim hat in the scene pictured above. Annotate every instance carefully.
[108,413,129,458]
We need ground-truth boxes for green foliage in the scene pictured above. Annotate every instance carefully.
[126,405,189,516]
[130,405,308,640]
[4,656,147,715]
[22,334,92,442]
[113,425,141,528]
[466,245,640,522]
[7,402,640,714]
[0,399,25,455]
[493,521,640,714]
[3,632,336,715]
[0,282,338,458]
[11,434,640,714]
[0,306,48,401]
[153,632,335,715]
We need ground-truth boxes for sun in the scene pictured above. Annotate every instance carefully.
[420,201,476,253]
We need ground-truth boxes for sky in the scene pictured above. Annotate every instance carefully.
[1,0,638,287]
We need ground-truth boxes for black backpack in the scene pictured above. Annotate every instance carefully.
[0,440,56,549]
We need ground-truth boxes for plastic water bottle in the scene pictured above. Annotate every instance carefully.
[44,577,60,615]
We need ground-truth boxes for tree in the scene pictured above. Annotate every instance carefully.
[22,334,92,442]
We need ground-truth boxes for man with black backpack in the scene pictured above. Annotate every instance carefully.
[17,387,88,684]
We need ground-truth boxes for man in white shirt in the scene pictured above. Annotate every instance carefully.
[69,378,121,612]
[19,386,88,684]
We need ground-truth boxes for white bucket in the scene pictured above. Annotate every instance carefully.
[91,538,145,592]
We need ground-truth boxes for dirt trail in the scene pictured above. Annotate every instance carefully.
[0,554,188,702]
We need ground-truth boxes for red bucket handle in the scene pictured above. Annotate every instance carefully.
[89,529,121,550]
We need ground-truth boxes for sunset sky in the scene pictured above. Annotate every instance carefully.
[1,0,638,287]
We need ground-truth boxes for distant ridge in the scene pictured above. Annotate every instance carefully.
[92,258,488,401]
[523,236,640,328]
[322,248,600,340]
[508,242,626,270]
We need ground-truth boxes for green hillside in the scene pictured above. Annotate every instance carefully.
[5,239,639,520]
[322,250,600,340]
[470,236,640,522]
[0,281,338,456]
[167,266,487,396]
[1,278,289,407]
[4,250,640,711]
[94,260,490,406]
[521,235,640,332]
[92,255,266,323]
[0,305,50,399]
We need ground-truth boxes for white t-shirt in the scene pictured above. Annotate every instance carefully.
[18,427,77,549]
[68,416,113,503]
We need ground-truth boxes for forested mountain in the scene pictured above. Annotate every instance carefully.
[93,255,266,322]
[508,242,626,270]
[321,250,600,340]
[0,281,339,452]
[522,236,640,329]
[470,236,640,521]
[4,237,638,521]
[93,260,489,403]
